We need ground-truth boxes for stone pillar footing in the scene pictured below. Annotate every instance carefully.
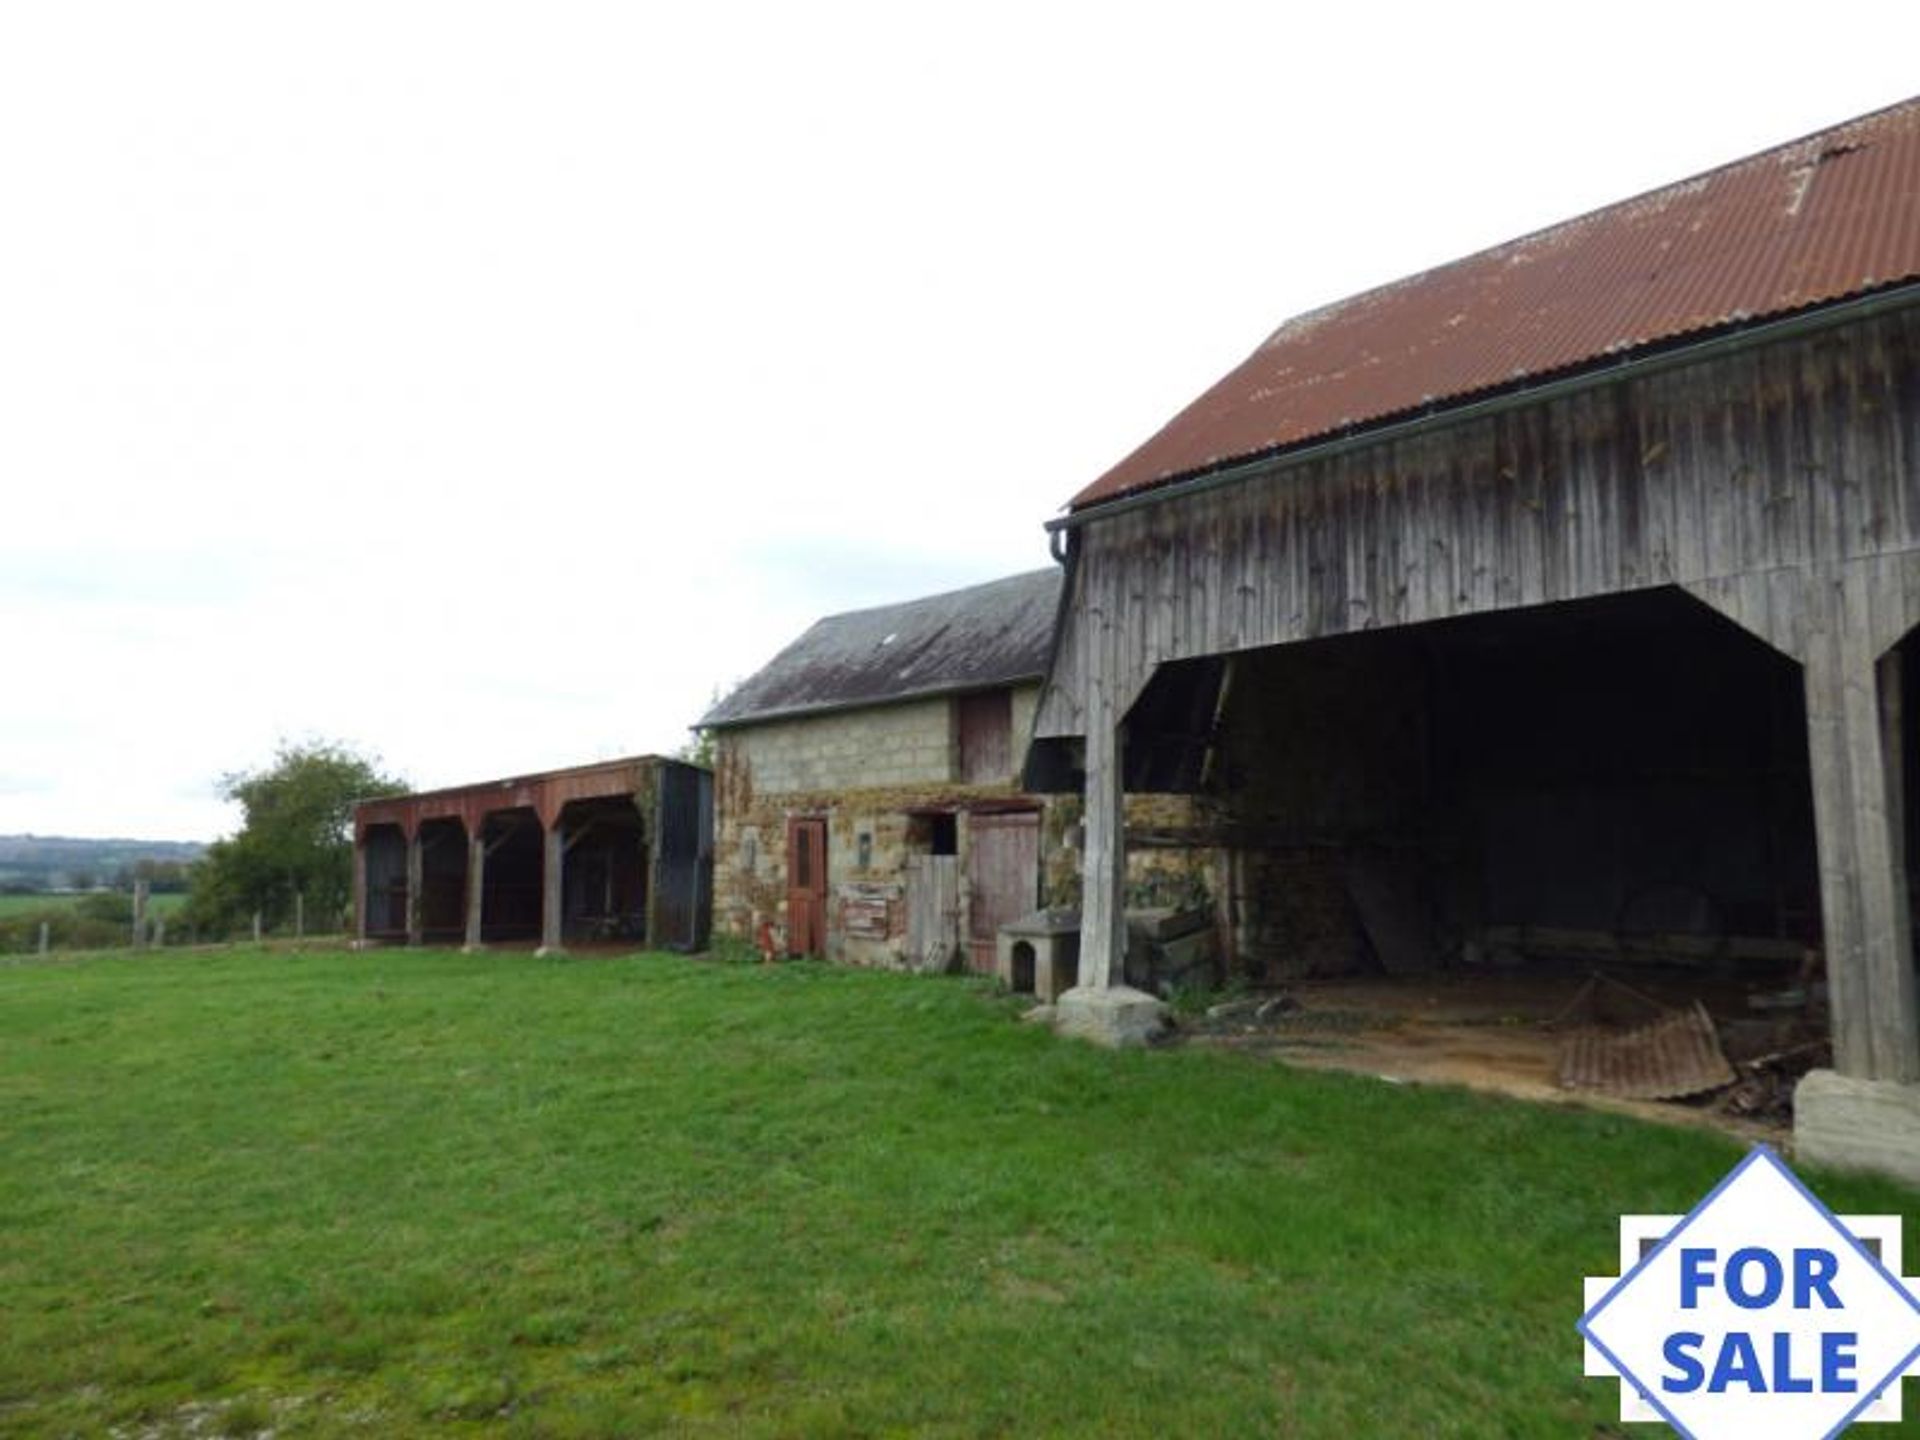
[1794,1069,1920,1187]
[1053,985,1169,1049]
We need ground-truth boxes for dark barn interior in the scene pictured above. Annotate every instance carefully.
[479,809,545,942]
[419,817,469,941]
[361,823,407,939]
[1134,587,1839,988]
[556,796,649,943]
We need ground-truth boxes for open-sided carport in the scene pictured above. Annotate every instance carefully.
[352,755,712,955]
[1027,100,1920,1183]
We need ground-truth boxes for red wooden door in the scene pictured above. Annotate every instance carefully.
[786,818,828,957]
[966,810,1039,974]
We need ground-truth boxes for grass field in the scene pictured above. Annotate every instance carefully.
[0,948,1913,1437]
[0,891,188,918]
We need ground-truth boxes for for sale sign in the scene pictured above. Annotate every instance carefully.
[1580,1146,1920,1438]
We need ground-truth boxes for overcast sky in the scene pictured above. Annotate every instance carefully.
[3,2,1916,842]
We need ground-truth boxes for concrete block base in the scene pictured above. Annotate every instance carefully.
[1053,985,1170,1048]
[1794,1069,1920,1188]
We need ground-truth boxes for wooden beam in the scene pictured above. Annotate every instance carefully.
[539,821,565,955]
[1078,711,1127,990]
[353,832,369,944]
[405,831,424,948]
[463,829,485,951]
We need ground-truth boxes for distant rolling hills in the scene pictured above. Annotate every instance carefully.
[0,835,206,892]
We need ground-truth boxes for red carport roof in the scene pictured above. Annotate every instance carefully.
[1072,96,1920,512]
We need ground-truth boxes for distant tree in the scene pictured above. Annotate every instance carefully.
[183,741,407,936]
[132,858,193,893]
[677,686,724,769]
[677,727,716,769]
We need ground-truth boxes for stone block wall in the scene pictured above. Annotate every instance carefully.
[712,683,1217,970]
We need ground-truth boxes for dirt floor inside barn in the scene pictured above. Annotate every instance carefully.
[1176,962,1830,1146]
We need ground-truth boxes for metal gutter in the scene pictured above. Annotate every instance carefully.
[1046,281,1920,534]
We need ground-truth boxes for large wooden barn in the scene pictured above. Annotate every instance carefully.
[1028,98,1920,1181]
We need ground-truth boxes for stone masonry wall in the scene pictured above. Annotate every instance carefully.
[712,683,1213,970]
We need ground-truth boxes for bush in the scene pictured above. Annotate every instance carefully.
[0,906,130,955]
[75,892,133,925]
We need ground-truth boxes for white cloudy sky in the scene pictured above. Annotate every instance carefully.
[3,2,1916,841]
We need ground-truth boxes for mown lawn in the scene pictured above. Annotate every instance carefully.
[0,949,1913,1437]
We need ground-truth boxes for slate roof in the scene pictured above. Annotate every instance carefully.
[1074,96,1920,510]
[702,569,1062,728]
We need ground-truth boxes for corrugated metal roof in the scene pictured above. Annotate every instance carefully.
[702,569,1062,728]
[1073,96,1920,511]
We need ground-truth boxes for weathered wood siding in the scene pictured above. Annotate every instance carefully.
[1039,308,1920,738]
[1043,305,1920,1084]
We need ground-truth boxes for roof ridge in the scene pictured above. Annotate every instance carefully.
[809,566,1060,626]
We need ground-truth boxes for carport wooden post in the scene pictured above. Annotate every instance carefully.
[463,824,486,952]
[537,814,565,957]
[352,826,368,944]
[405,829,424,947]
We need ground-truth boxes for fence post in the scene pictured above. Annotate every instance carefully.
[153,916,166,948]
[252,911,263,945]
[295,890,305,941]
[37,921,49,956]
[132,880,150,950]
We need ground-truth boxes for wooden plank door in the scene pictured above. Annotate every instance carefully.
[966,811,1039,974]
[906,854,961,972]
[786,817,828,957]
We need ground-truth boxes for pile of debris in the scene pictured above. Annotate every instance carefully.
[1124,906,1220,994]
[1548,972,1829,1126]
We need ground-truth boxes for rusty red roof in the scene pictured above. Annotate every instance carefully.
[1072,96,1920,511]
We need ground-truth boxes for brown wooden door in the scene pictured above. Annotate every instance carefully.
[966,810,1039,974]
[786,818,828,956]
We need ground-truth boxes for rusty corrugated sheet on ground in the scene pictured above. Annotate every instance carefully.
[1556,1001,1736,1101]
[1074,96,1920,510]
[702,569,1061,728]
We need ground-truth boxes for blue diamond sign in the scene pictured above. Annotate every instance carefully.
[1580,1146,1920,1437]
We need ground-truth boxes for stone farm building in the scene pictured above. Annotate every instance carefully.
[702,570,1207,975]
[1027,98,1920,1182]
[354,755,712,955]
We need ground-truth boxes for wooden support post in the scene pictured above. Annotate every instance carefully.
[537,819,565,956]
[1078,716,1128,990]
[353,834,369,945]
[1804,627,1920,1083]
[132,879,150,950]
[1053,702,1167,1046]
[406,832,425,947]
[464,828,486,952]
[37,921,49,956]
[1687,562,1920,1087]
[294,890,305,942]
[252,911,263,944]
